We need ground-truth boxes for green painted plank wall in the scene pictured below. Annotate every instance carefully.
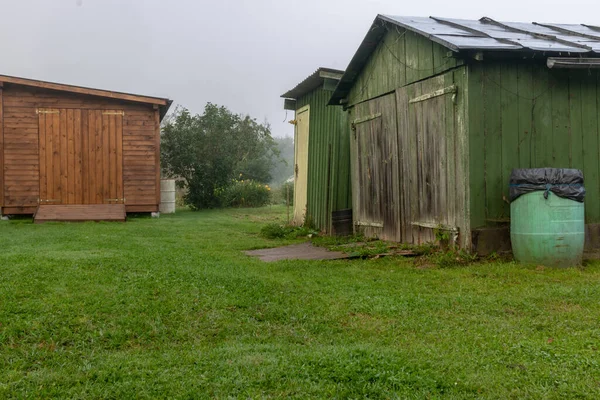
[346,28,460,107]
[296,88,351,232]
[468,62,600,229]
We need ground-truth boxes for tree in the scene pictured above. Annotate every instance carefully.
[161,104,279,210]
[269,136,294,186]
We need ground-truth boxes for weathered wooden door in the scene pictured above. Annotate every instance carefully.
[293,105,310,225]
[350,93,401,241]
[396,73,461,244]
[39,109,123,205]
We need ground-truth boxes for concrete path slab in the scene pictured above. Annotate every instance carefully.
[245,242,349,262]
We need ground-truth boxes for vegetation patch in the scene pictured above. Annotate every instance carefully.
[1,205,600,398]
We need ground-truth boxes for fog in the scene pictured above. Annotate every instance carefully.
[0,0,597,137]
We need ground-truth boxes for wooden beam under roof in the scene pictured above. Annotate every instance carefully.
[0,75,169,106]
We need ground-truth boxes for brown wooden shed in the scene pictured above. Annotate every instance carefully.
[0,75,171,222]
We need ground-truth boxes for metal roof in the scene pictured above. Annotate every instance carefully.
[281,67,344,99]
[329,15,600,105]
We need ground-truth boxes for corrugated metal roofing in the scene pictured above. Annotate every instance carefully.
[381,15,600,53]
[281,67,344,99]
[329,15,600,105]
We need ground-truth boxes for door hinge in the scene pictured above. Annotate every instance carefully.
[102,111,125,116]
[39,199,61,203]
[105,198,126,203]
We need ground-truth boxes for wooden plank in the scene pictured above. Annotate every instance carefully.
[74,109,82,204]
[126,204,158,212]
[0,86,3,207]
[154,109,160,206]
[443,72,456,233]
[500,63,520,218]
[109,114,117,201]
[38,113,46,202]
[95,110,103,204]
[60,109,68,204]
[102,113,110,203]
[408,85,456,104]
[0,75,168,106]
[47,111,55,202]
[81,110,89,204]
[551,70,571,168]
[87,110,96,204]
[352,113,382,125]
[484,64,503,221]
[116,113,123,202]
[2,206,37,214]
[532,65,552,167]
[67,109,75,204]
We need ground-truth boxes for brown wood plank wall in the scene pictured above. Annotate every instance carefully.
[2,85,158,212]
[0,84,3,208]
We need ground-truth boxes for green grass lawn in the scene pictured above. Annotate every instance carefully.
[1,206,600,399]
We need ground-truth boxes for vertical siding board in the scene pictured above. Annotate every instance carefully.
[296,87,351,233]
[347,29,457,107]
[46,113,54,202]
[74,109,82,204]
[467,64,486,229]
[95,110,103,204]
[0,86,3,208]
[82,110,90,204]
[455,68,470,249]
[154,109,160,206]
[501,63,520,218]
[109,114,117,201]
[532,64,552,167]
[53,112,62,202]
[517,64,534,168]
[444,71,457,231]
[396,85,410,241]
[59,110,68,203]
[485,64,504,221]
[102,113,110,203]
[569,72,584,171]
[116,114,123,201]
[67,109,75,204]
[596,71,600,220]
[551,70,571,168]
[39,113,46,203]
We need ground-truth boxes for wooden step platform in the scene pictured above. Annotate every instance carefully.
[34,204,126,223]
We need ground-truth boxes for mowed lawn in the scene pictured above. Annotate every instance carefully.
[1,207,600,399]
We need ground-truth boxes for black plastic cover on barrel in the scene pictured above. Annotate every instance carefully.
[509,168,585,203]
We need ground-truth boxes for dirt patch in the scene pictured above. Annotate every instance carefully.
[245,242,349,262]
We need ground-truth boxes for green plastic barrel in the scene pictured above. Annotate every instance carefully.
[511,191,584,267]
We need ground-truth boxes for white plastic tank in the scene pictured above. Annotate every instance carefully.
[159,179,176,214]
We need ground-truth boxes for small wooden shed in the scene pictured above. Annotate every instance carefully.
[0,75,171,222]
[282,68,351,232]
[329,15,600,252]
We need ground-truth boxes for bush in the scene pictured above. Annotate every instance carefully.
[217,179,271,208]
[260,223,318,239]
[271,182,294,206]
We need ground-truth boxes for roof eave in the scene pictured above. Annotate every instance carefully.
[0,74,171,108]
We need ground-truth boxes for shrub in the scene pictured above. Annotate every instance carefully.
[260,223,318,239]
[270,182,294,206]
[217,179,271,208]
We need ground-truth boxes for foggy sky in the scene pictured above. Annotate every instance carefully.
[0,0,598,137]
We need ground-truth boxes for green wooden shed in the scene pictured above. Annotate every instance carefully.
[282,68,351,233]
[329,15,600,253]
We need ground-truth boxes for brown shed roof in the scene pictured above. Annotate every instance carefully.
[0,74,172,119]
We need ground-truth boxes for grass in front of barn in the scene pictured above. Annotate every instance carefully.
[1,206,600,398]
